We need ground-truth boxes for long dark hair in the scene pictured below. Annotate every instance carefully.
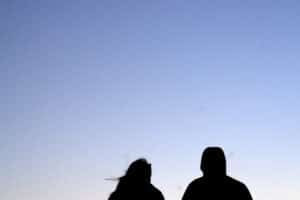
[114,158,152,191]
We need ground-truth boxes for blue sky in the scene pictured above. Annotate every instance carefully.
[1,1,300,200]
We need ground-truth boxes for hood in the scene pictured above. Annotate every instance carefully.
[200,147,226,178]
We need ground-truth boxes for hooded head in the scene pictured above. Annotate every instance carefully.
[200,147,226,178]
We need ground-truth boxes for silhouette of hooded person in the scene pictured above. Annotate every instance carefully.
[108,158,164,200]
[182,147,252,200]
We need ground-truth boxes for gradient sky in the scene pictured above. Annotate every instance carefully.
[1,1,300,200]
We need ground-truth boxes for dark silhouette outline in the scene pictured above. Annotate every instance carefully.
[182,147,253,200]
[108,158,164,200]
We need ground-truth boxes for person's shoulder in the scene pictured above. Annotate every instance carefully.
[187,177,205,187]
[226,176,249,189]
[226,176,252,199]
[149,184,162,193]
[149,184,164,200]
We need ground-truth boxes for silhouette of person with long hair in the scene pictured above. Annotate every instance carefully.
[108,158,164,200]
[182,147,252,200]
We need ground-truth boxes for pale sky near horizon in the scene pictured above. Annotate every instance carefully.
[1,1,300,200]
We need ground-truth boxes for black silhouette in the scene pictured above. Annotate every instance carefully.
[108,158,164,200]
[182,147,252,200]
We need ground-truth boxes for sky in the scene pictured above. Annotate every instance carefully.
[1,0,300,200]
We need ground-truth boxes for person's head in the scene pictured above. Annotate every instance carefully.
[122,158,152,183]
[200,147,226,178]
